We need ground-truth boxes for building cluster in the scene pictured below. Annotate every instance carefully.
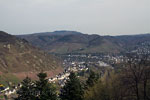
[0,85,19,96]
[131,41,150,54]
[48,61,89,87]
[1,46,150,97]
[61,53,127,66]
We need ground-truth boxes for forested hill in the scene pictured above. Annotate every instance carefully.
[17,31,150,54]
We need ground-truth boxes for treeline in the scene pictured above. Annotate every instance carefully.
[14,71,99,100]
[84,56,150,100]
[14,56,150,100]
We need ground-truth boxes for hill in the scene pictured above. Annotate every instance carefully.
[17,31,150,54]
[0,31,63,82]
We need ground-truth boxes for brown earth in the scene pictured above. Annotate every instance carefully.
[0,31,63,83]
[12,67,63,80]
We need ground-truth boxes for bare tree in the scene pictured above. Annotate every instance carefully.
[121,54,150,100]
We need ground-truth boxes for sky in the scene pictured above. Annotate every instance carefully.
[0,0,150,36]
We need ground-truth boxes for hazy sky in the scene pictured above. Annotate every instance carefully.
[0,0,150,35]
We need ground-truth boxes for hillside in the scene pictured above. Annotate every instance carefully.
[17,31,150,54]
[0,31,63,81]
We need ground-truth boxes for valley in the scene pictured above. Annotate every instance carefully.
[0,30,150,100]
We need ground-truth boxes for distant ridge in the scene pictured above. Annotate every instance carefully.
[17,31,150,54]
[20,30,82,36]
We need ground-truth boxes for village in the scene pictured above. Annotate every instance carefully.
[1,46,150,98]
[0,54,111,97]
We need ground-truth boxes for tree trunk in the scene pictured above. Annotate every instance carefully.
[143,80,147,100]
[135,80,140,100]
